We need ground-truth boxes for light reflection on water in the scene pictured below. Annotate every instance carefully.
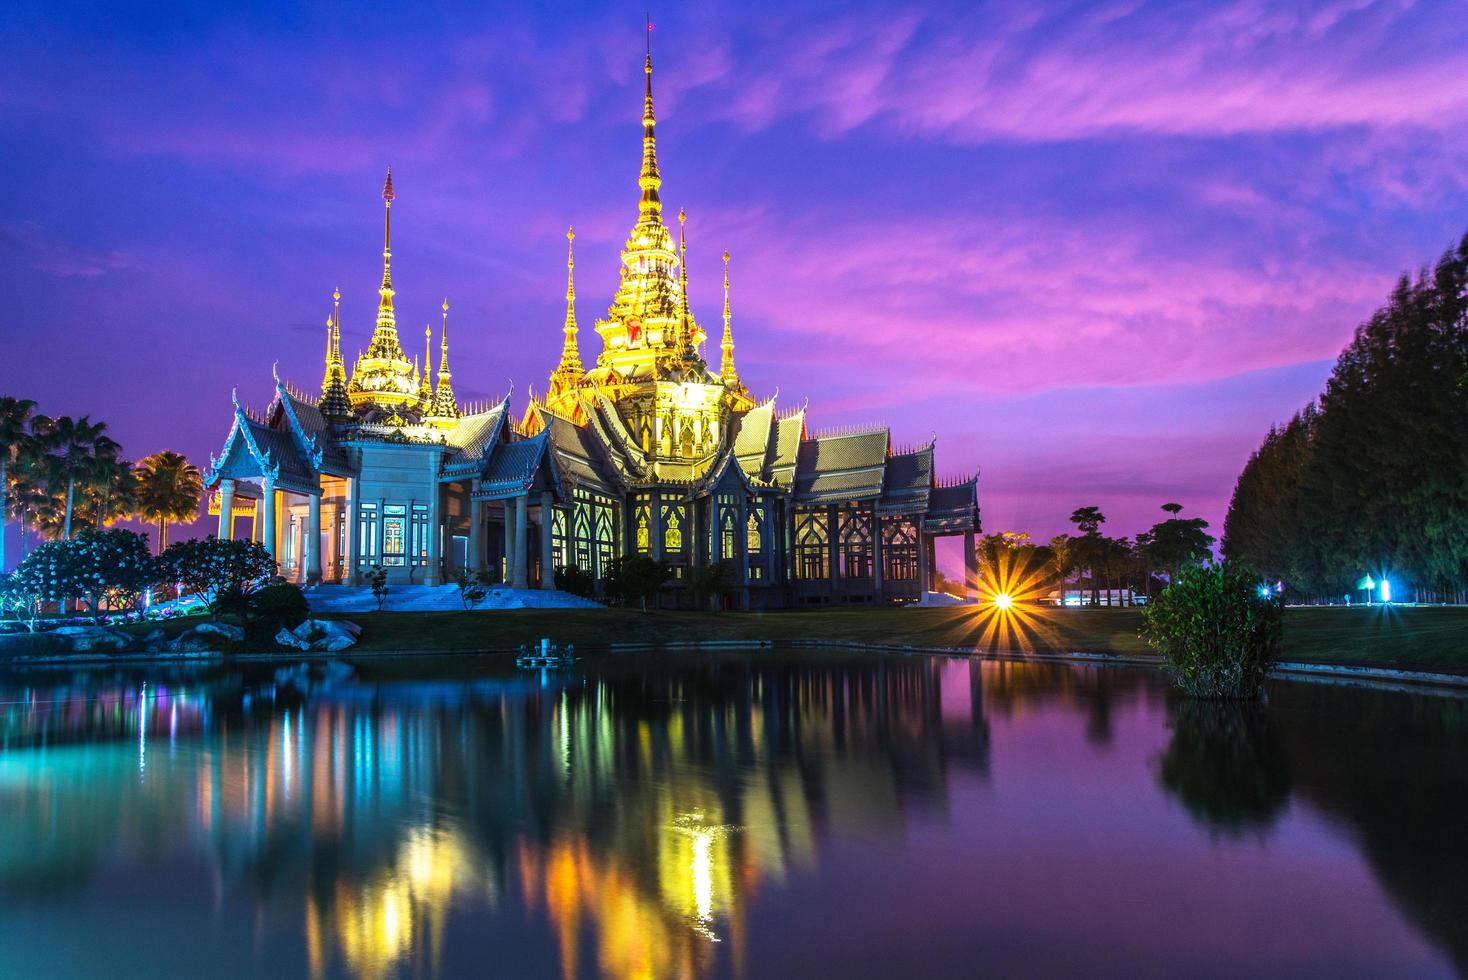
[0,652,1464,979]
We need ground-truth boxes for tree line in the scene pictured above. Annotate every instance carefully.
[0,395,204,570]
[1222,231,1468,603]
[965,503,1216,605]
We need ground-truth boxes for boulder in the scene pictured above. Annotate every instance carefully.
[288,619,361,652]
[54,625,133,654]
[171,622,245,652]
[275,627,312,651]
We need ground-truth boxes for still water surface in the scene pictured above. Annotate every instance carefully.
[0,651,1465,979]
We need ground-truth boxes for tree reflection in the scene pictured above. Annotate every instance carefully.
[1156,699,1291,838]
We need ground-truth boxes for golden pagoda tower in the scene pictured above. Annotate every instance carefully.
[427,299,461,427]
[348,167,419,410]
[417,325,433,407]
[320,287,352,421]
[546,227,585,412]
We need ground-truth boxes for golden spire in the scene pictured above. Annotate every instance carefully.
[720,248,739,384]
[320,289,352,420]
[552,226,584,385]
[359,166,410,379]
[637,20,662,226]
[418,325,433,404]
[428,298,460,424]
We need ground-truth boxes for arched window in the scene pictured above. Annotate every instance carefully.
[794,509,829,580]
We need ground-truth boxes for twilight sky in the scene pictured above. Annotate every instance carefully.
[4,0,1468,559]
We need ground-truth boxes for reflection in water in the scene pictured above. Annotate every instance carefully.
[1156,700,1292,838]
[0,655,1464,978]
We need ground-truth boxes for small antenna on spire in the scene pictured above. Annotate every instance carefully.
[646,12,652,56]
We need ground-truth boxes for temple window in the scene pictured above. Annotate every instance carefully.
[794,508,829,580]
[665,512,682,551]
[358,503,379,562]
[383,504,407,566]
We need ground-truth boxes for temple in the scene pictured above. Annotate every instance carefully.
[203,43,980,607]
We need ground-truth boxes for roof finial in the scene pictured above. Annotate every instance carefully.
[380,166,395,294]
[637,23,662,224]
[550,226,585,396]
[427,298,460,424]
[677,208,691,352]
[720,247,740,385]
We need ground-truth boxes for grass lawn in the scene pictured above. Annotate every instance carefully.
[335,602,1468,672]
[5,602,1465,674]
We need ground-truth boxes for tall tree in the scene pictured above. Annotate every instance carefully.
[39,415,119,540]
[1142,503,1215,586]
[133,450,203,552]
[1069,506,1107,605]
[0,396,38,572]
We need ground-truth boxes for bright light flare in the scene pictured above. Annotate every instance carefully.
[992,592,1014,611]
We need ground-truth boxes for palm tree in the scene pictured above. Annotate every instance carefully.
[40,415,119,539]
[0,396,38,571]
[132,450,203,552]
[83,454,137,531]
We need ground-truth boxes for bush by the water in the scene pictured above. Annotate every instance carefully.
[1142,561,1282,699]
[251,578,309,629]
[554,564,594,598]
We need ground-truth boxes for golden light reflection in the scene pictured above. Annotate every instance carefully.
[948,548,1066,653]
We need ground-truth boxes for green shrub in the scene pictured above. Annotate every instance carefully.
[1141,561,1282,699]
[554,564,594,598]
[251,578,310,629]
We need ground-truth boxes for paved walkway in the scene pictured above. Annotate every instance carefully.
[302,584,602,613]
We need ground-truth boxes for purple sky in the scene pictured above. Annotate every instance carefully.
[4,0,1467,561]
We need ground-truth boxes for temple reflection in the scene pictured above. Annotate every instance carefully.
[0,654,991,979]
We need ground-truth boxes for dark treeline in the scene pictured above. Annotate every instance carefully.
[1223,231,1468,602]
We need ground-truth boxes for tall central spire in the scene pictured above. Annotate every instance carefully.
[364,166,407,363]
[637,19,662,225]
[380,167,395,299]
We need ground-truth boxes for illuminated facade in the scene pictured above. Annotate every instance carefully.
[203,46,980,605]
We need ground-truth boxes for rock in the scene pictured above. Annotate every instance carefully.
[289,619,360,652]
[275,627,312,651]
[169,621,245,652]
[54,625,133,654]
[142,628,165,644]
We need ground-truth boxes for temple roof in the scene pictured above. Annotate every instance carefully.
[475,429,563,500]
[879,444,933,514]
[793,428,889,503]
[925,477,981,533]
[547,413,623,496]
[770,411,805,488]
[443,403,509,472]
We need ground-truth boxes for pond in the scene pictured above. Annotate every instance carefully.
[0,651,1464,978]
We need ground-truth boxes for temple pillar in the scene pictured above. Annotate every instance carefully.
[217,480,235,540]
[736,494,750,609]
[261,479,277,564]
[963,530,978,602]
[916,524,929,604]
[344,478,359,585]
[425,473,442,587]
[468,497,485,573]
[650,490,662,561]
[512,494,529,589]
[501,503,515,584]
[872,509,884,596]
[306,491,323,585]
[540,491,556,590]
[826,504,840,597]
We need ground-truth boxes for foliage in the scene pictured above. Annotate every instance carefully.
[1142,561,1282,699]
[1224,231,1468,600]
[454,568,491,610]
[554,564,594,598]
[133,450,203,552]
[1138,503,1215,584]
[975,531,1059,600]
[0,395,39,574]
[250,578,310,629]
[33,415,120,540]
[70,529,157,618]
[687,561,738,610]
[0,569,45,632]
[602,554,673,609]
[158,536,277,619]
[365,565,390,611]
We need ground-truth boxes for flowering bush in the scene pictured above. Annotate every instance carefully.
[70,529,158,618]
[158,536,277,619]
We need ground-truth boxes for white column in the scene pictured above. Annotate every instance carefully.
[344,477,359,585]
[261,479,277,563]
[307,491,323,585]
[502,503,515,584]
[425,463,440,586]
[216,479,235,540]
[468,497,485,574]
[512,494,529,589]
[540,491,556,590]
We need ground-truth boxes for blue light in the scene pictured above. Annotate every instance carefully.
[1380,579,1391,603]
